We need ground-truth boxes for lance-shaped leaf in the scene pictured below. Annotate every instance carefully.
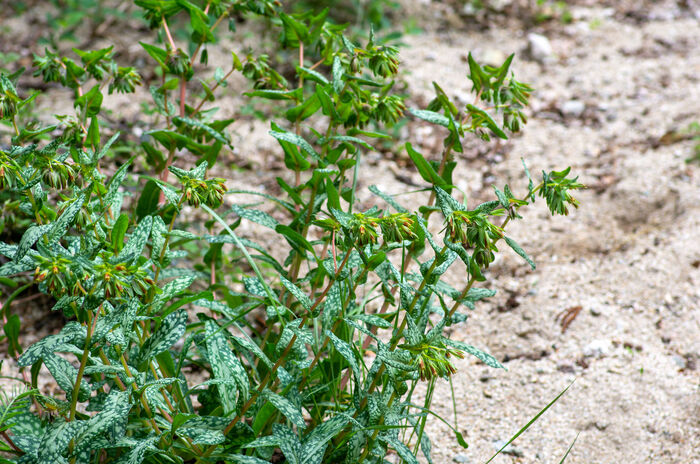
[14,224,51,261]
[368,184,408,213]
[74,389,132,454]
[205,320,249,414]
[327,331,361,381]
[444,338,504,369]
[231,204,279,229]
[119,215,153,262]
[135,310,187,366]
[410,108,450,127]
[301,414,351,464]
[505,236,535,270]
[269,129,322,164]
[263,390,306,430]
[37,420,85,464]
[405,143,446,187]
[280,276,312,312]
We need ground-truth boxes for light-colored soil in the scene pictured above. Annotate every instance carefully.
[1,1,699,463]
[393,2,700,463]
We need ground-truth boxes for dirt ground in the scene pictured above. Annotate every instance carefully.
[1,1,699,463]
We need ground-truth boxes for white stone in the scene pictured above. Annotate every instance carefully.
[583,339,612,358]
[527,33,554,64]
[560,100,586,118]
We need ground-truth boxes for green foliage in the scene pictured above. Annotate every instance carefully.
[0,2,584,463]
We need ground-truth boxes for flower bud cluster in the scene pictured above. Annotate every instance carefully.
[367,45,400,79]
[0,154,18,189]
[182,177,227,208]
[412,343,465,381]
[95,260,155,299]
[167,48,193,79]
[445,210,503,268]
[34,255,73,297]
[42,160,77,190]
[350,213,418,247]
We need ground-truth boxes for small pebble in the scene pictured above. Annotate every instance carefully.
[453,453,471,463]
[583,339,611,358]
[671,355,687,369]
[527,33,554,64]
[493,440,524,457]
[560,100,586,118]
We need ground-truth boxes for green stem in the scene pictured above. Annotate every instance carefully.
[153,194,186,284]
[68,309,99,421]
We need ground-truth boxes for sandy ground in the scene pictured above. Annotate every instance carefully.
[1,1,699,463]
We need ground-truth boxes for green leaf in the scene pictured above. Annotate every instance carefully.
[280,276,312,311]
[467,52,487,94]
[231,205,278,229]
[139,42,168,68]
[74,85,103,117]
[275,224,313,253]
[326,178,340,211]
[328,135,373,150]
[37,419,85,464]
[87,116,100,147]
[245,88,302,101]
[173,116,229,145]
[3,314,21,357]
[327,331,360,381]
[205,320,249,414]
[410,108,450,127]
[47,192,86,244]
[504,236,535,270]
[383,436,419,464]
[135,310,187,365]
[301,414,350,464]
[368,184,407,213]
[154,275,196,310]
[332,55,344,94]
[466,104,507,139]
[264,391,306,430]
[135,180,160,219]
[434,186,465,218]
[179,426,224,445]
[111,214,129,253]
[353,313,392,329]
[44,352,91,402]
[444,339,504,369]
[119,215,153,262]
[115,436,158,464]
[454,287,497,310]
[14,224,50,261]
[286,94,321,122]
[229,455,273,464]
[269,129,322,164]
[104,152,131,205]
[297,66,328,85]
[74,389,132,454]
[493,186,509,209]
[405,143,445,187]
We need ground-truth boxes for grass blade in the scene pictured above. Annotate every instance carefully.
[484,380,574,464]
[558,432,580,463]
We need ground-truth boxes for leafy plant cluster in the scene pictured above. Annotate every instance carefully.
[0,1,583,463]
